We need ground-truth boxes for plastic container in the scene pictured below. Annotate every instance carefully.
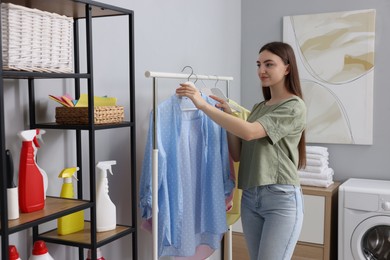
[57,167,84,235]
[6,149,19,220]
[9,245,21,260]
[86,248,105,260]
[96,160,117,232]
[29,241,54,260]
[18,129,45,213]
[7,187,19,219]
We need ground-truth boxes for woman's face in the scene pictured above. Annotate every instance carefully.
[257,50,289,88]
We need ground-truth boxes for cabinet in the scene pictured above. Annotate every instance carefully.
[292,182,340,260]
[0,1,137,259]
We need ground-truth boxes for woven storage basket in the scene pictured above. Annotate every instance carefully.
[1,3,73,73]
[56,106,125,125]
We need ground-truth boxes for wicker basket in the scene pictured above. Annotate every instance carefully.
[56,106,125,125]
[1,3,73,73]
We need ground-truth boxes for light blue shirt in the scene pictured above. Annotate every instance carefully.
[139,94,234,257]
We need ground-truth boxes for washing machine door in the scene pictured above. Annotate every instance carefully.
[351,216,390,260]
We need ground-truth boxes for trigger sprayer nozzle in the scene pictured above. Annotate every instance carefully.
[96,160,116,176]
[58,167,79,180]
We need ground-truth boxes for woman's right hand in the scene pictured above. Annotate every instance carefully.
[176,81,207,110]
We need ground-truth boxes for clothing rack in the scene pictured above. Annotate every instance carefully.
[145,70,234,260]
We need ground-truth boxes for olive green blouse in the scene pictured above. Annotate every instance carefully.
[237,96,306,190]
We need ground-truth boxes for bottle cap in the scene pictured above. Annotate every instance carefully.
[9,245,20,260]
[87,248,104,259]
[32,240,49,255]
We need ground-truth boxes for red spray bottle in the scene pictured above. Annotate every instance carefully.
[18,129,45,213]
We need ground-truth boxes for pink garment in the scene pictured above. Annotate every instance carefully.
[141,219,216,260]
[225,155,236,212]
[175,245,215,260]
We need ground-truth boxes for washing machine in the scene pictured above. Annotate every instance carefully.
[339,178,390,260]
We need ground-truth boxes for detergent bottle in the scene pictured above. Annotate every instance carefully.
[96,160,117,232]
[9,245,21,260]
[57,167,85,235]
[18,129,45,213]
[86,248,105,260]
[28,240,54,260]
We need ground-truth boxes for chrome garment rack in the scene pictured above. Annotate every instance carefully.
[145,70,234,260]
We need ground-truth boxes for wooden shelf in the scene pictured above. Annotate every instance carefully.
[0,1,137,258]
[1,71,91,79]
[3,0,133,18]
[0,197,91,234]
[38,221,135,248]
[34,121,134,130]
[300,182,341,196]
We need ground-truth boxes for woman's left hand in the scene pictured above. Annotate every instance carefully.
[176,82,207,110]
[209,95,233,114]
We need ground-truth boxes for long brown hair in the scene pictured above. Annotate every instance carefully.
[259,42,306,169]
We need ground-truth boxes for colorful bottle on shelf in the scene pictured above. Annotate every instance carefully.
[28,240,54,260]
[9,245,21,260]
[86,248,105,260]
[32,129,48,199]
[18,129,45,213]
[6,149,19,220]
[96,160,117,232]
[57,167,84,235]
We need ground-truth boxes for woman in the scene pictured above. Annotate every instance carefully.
[176,41,306,260]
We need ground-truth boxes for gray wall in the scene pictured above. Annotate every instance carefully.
[2,0,241,259]
[241,0,390,182]
[6,0,387,259]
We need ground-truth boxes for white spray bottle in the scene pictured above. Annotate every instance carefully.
[96,160,117,232]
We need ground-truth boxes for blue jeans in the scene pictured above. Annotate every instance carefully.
[240,185,304,260]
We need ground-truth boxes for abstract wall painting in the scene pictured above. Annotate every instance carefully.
[283,9,376,145]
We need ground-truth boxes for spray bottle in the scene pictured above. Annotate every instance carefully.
[28,240,54,260]
[33,129,48,199]
[9,245,21,260]
[96,160,117,232]
[18,129,45,213]
[57,167,84,235]
[86,248,105,260]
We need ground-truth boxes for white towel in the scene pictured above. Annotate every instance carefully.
[306,157,329,167]
[301,165,328,174]
[306,146,328,156]
[298,168,334,180]
[299,178,334,188]
[306,152,329,160]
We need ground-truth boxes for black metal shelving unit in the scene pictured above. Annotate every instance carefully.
[0,1,137,259]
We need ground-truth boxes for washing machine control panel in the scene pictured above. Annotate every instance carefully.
[381,200,390,211]
[380,195,390,211]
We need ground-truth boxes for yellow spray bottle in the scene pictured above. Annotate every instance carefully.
[57,167,85,235]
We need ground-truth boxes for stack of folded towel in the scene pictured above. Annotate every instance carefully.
[298,146,334,188]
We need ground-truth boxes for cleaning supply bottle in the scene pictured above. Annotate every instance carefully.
[86,248,105,260]
[6,149,19,220]
[33,129,48,199]
[96,160,117,232]
[57,167,84,235]
[29,240,54,260]
[18,129,45,213]
[9,245,21,260]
